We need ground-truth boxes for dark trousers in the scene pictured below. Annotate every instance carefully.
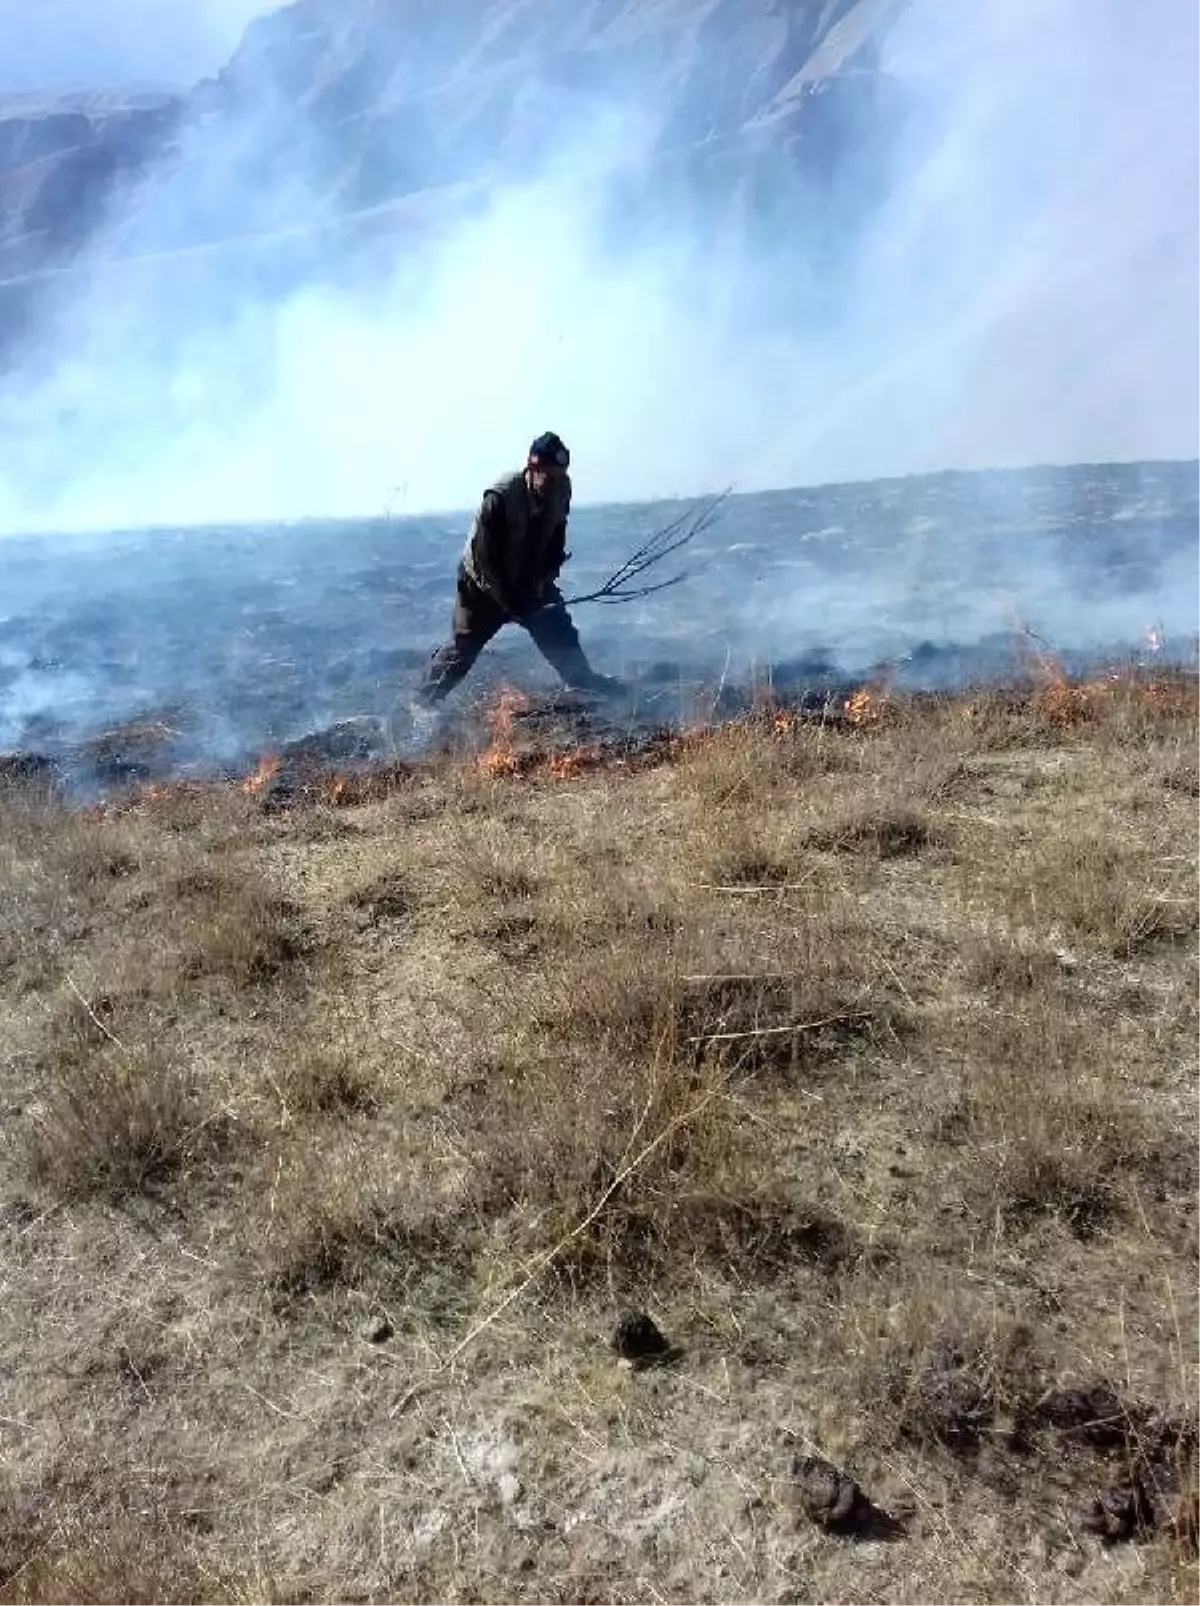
[419,568,594,703]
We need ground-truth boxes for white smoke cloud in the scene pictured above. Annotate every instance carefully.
[850,0,1199,477]
[0,0,1194,535]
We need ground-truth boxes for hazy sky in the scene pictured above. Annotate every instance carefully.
[1,0,283,90]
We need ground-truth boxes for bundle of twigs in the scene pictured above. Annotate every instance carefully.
[562,487,730,607]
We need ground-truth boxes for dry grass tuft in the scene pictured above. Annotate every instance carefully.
[881,1305,1041,1455]
[938,1005,1160,1236]
[345,868,412,928]
[0,787,313,998]
[467,1043,736,1282]
[0,799,138,987]
[1003,829,1197,957]
[678,963,901,1078]
[26,1039,228,1203]
[959,931,1073,997]
[671,715,850,815]
[668,1186,861,1273]
[0,1519,216,1606]
[1160,756,1199,797]
[251,1155,472,1319]
[804,802,938,858]
[272,1039,381,1116]
[164,865,315,986]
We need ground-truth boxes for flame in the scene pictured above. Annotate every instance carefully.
[1036,680,1085,725]
[475,685,612,781]
[841,662,896,728]
[318,763,411,805]
[242,753,281,795]
[843,682,893,726]
[1035,668,1132,727]
[81,777,220,821]
[1007,618,1087,725]
[545,745,603,779]
[747,691,800,735]
[1018,639,1123,727]
[478,686,530,776]
[1008,610,1067,683]
[1031,645,1068,685]
[843,687,874,725]
[675,721,713,751]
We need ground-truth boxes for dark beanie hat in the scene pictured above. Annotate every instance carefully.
[528,431,570,467]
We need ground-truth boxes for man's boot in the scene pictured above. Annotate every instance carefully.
[567,668,628,700]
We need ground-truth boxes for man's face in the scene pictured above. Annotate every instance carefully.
[525,461,564,505]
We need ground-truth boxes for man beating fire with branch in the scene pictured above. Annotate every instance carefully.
[415,431,624,707]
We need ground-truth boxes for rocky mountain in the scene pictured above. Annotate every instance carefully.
[1,0,1194,527]
[0,0,910,357]
[1,1,273,93]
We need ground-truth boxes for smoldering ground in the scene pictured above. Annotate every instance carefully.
[1,460,1196,785]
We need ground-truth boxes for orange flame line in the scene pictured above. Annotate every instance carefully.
[242,754,281,795]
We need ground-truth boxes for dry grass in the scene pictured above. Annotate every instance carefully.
[26,1039,216,1202]
[0,674,1195,1604]
[921,998,1170,1240]
[0,1517,219,1606]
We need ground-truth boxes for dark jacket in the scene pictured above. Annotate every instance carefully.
[460,470,571,615]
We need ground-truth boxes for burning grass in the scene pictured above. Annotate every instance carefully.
[0,669,1195,1605]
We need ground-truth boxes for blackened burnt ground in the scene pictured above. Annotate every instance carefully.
[1,460,1197,793]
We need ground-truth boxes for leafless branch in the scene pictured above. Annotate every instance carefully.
[563,488,730,607]
[686,1012,868,1046]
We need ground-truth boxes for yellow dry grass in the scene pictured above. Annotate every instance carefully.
[0,675,1196,1604]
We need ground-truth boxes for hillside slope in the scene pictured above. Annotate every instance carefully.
[0,0,905,349]
[1,674,1196,1602]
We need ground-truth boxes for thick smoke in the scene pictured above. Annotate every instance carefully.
[0,0,1195,539]
[857,0,1199,479]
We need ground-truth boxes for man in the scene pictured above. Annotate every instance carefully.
[415,432,621,707]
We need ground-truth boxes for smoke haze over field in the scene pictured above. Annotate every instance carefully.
[0,0,1196,535]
